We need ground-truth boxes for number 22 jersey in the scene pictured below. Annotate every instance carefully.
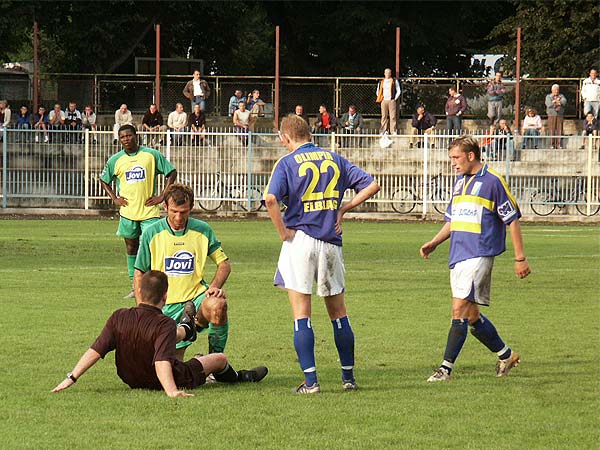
[265,143,374,246]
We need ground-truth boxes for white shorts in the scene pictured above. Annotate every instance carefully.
[450,257,494,306]
[274,230,345,297]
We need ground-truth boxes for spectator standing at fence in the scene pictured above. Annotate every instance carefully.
[420,135,530,383]
[99,124,177,299]
[314,104,338,133]
[113,104,133,145]
[263,114,381,394]
[445,87,468,135]
[410,104,437,148]
[0,100,11,135]
[545,84,567,149]
[486,72,506,126]
[183,70,210,113]
[580,112,598,151]
[168,103,188,145]
[228,90,244,116]
[581,68,600,119]
[521,107,542,149]
[376,68,401,135]
[81,105,97,143]
[294,104,309,126]
[33,105,49,143]
[188,103,207,146]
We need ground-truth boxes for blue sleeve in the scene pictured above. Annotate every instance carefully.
[342,157,373,192]
[265,158,289,202]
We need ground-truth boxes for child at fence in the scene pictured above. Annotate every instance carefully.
[580,112,598,153]
[522,107,542,149]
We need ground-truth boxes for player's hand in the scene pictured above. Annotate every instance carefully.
[420,241,437,259]
[279,228,296,242]
[167,390,194,398]
[335,210,345,235]
[51,378,74,393]
[114,197,128,207]
[145,195,163,206]
[515,260,531,279]
[206,287,226,298]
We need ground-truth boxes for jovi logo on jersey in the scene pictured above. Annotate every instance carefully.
[125,165,147,183]
[165,250,195,276]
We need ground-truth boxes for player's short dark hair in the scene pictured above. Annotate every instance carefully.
[449,135,481,160]
[163,183,194,208]
[118,124,137,136]
[140,270,168,305]
[280,114,311,142]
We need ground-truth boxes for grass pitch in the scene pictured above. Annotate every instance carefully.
[0,219,598,450]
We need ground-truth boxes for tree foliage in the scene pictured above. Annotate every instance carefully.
[489,0,600,77]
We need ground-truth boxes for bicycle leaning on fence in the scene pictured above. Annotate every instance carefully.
[529,175,600,216]
[391,173,451,214]
[191,172,263,212]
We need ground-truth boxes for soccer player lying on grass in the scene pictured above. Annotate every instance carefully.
[420,136,531,382]
[52,270,267,397]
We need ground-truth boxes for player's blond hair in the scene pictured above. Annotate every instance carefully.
[163,183,194,207]
[449,135,481,160]
[280,114,311,142]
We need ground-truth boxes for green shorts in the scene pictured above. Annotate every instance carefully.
[116,216,160,239]
[163,291,208,349]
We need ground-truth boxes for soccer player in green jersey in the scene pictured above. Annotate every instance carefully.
[100,124,177,298]
[134,183,232,360]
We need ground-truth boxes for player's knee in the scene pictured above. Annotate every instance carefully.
[202,296,228,325]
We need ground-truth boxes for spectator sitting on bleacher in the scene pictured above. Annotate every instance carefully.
[580,112,598,150]
[113,103,133,144]
[228,90,244,116]
[16,105,31,129]
[65,102,82,131]
[233,101,250,145]
[49,103,65,130]
[313,104,338,134]
[188,103,207,146]
[81,105,97,143]
[0,100,11,136]
[522,107,542,149]
[294,104,309,125]
[33,105,49,143]
[168,103,187,145]
[491,119,513,160]
[410,104,437,148]
[142,103,165,146]
[340,104,365,134]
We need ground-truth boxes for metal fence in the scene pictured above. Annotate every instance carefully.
[2,128,599,218]
[0,73,586,120]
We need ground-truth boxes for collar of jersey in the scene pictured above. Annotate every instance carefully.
[166,219,188,236]
[294,142,317,152]
[124,148,140,157]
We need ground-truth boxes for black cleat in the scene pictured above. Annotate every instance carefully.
[179,301,197,342]
[237,366,269,383]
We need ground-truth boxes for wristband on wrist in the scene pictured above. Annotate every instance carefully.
[515,257,526,262]
[67,372,77,383]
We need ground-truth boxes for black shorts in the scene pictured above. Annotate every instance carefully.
[172,358,207,389]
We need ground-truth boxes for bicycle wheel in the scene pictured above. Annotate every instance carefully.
[391,188,416,213]
[529,190,555,216]
[236,187,263,212]
[198,185,223,212]
[433,187,451,215]
[575,194,600,216]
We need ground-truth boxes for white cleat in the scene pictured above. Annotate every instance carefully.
[427,367,451,382]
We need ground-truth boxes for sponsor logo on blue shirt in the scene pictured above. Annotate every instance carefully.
[165,250,195,276]
[125,165,146,183]
[498,200,516,219]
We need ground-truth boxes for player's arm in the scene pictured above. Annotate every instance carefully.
[155,360,194,397]
[336,181,380,234]
[508,219,531,279]
[264,193,295,241]
[205,259,231,298]
[51,348,101,393]
[100,179,128,207]
[420,222,451,259]
[145,169,177,206]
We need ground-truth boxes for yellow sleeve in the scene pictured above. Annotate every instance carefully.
[209,248,228,265]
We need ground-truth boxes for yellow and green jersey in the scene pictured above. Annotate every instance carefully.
[135,217,228,304]
[100,146,175,221]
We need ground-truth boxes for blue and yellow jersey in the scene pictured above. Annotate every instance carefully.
[99,146,175,221]
[446,164,520,268]
[264,142,374,246]
[134,217,228,304]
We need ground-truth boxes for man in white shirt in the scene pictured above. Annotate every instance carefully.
[376,68,401,135]
[582,68,600,119]
[113,104,133,144]
[168,103,188,145]
[183,70,211,113]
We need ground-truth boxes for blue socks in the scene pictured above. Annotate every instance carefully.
[442,319,469,372]
[470,314,511,359]
[332,316,355,383]
[294,318,317,386]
